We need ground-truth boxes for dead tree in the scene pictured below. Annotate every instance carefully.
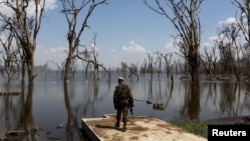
[120,62,128,77]
[162,53,173,81]
[60,0,108,83]
[215,22,242,80]
[154,51,163,77]
[0,0,46,82]
[128,63,139,81]
[201,46,217,78]
[77,33,110,80]
[140,59,148,75]
[233,0,250,45]
[146,52,154,79]
[163,53,172,76]
[144,0,203,82]
[233,0,250,79]
[0,29,19,81]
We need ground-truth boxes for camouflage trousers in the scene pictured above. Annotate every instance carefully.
[116,106,128,126]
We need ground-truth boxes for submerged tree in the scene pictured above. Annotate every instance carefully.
[0,28,19,81]
[154,51,163,77]
[77,33,110,80]
[128,63,139,80]
[216,22,242,80]
[144,0,203,82]
[201,46,217,77]
[0,0,46,82]
[60,0,108,83]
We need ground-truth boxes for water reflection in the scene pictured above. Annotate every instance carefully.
[16,81,36,136]
[200,81,250,120]
[1,73,250,140]
[63,82,85,141]
[0,81,37,140]
[164,80,174,109]
[180,82,200,121]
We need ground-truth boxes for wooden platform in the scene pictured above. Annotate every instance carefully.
[81,114,207,141]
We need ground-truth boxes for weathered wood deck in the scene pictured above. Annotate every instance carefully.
[81,114,207,141]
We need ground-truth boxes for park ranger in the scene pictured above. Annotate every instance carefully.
[113,76,134,132]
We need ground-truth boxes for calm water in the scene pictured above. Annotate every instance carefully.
[1,71,250,140]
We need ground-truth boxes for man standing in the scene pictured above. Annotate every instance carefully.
[113,76,134,132]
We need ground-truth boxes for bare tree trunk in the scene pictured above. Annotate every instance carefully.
[64,56,72,83]
[24,50,36,82]
[146,52,154,79]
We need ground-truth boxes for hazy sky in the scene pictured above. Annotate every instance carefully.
[0,0,238,69]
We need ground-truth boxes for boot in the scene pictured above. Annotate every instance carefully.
[122,123,127,132]
[114,122,120,128]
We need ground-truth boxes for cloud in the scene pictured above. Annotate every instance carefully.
[99,41,147,68]
[164,38,179,53]
[122,41,146,53]
[121,41,146,64]
[44,0,58,11]
[218,17,236,26]
[0,1,14,15]
[0,0,57,18]
[35,46,67,68]
[26,0,57,17]
[202,35,218,48]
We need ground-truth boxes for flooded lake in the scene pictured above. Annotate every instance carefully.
[1,71,250,140]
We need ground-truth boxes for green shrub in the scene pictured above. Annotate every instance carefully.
[170,120,217,138]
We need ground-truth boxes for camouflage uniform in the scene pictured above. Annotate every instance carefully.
[113,79,133,131]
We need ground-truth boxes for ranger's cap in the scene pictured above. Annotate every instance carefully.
[118,77,124,80]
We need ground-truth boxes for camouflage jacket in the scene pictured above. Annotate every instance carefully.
[113,84,133,107]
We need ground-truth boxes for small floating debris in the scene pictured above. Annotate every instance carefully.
[5,130,28,137]
[46,130,61,140]
[153,103,165,110]
[0,90,22,96]
[5,126,39,137]
[47,136,60,140]
[56,124,64,129]
[47,134,60,140]
[180,75,191,80]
